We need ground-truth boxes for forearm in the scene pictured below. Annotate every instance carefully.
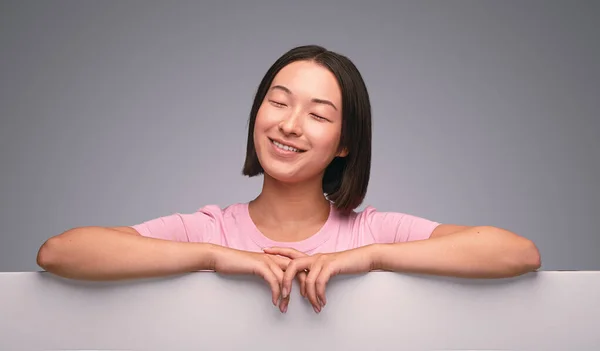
[37,227,217,281]
[373,226,541,278]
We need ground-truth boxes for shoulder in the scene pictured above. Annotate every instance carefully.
[350,205,441,243]
[131,203,246,241]
[353,205,438,221]
[194,203,254,232]
[351,205,415,224]
[195,203,247,221]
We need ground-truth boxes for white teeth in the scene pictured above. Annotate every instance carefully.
[272,140,301,152]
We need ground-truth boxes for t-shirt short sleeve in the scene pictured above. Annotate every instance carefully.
[130,205,221,243]
[362,206,440,243]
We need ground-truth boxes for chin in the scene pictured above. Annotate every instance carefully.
[262,162,330,189]
[255,136,328,185]
[261,162,305,183]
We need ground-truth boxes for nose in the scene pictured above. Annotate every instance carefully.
[278,109,303,137]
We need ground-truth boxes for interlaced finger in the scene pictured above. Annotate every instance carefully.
[297,270,308,298]
[257,261,281,306]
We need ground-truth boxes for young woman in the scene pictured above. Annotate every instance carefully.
[36,45,541,314]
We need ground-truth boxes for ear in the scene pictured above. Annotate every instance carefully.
[336,147,349,158]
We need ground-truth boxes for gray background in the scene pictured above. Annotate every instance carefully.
[1,0,598,272]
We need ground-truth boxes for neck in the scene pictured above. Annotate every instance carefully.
[249,174,331,227]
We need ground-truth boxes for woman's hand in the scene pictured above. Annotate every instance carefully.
[264,245,378,313]
[262,247,309,313]
[212,246,291,307]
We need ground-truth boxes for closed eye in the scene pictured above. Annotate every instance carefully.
[311,113,328,122]
[269,100,286,107]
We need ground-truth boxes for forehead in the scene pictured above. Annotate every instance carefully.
[271,60,341,103]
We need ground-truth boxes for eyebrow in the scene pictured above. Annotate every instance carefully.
[270,85,338,111]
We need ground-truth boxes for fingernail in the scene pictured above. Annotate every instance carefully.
[282,287,288,298]
[313,305,320,313]
[283,305,288,313]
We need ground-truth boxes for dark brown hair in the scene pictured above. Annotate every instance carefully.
[242,45,372,213]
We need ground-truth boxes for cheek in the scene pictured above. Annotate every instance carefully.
[254,105,268,130]
[253,108,271,146]
[307,126,341,151]
[255,103,281,129]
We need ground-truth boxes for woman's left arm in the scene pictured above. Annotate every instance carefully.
[268,224,541,313]
[372,224,541,279]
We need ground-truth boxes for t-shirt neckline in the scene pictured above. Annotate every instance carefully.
[241,202,338,252]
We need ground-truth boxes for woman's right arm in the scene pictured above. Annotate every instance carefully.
[36,226,219,281]
[37,215,294,308]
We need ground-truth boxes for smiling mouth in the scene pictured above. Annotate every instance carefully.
[269,138,306,153]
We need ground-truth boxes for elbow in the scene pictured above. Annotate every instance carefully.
[524,240,542,271]
[37,231,72,271]
[37,236,60,271]
[511,238,541,275]
[482,226,542,275]
[484,225,541,277]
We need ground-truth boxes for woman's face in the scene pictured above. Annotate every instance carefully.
[253,60,347,185]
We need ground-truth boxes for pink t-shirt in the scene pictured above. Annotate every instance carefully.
[131,203,440,254]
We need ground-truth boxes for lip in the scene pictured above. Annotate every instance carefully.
[268,138,306,152]
[268,138,306,157]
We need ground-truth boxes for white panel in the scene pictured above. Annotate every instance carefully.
[1,271,598,350]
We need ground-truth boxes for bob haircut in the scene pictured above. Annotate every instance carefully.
[242,45,372,214]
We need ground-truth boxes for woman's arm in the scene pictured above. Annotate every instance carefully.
[372,225,541,278]
[36,226,219,281]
